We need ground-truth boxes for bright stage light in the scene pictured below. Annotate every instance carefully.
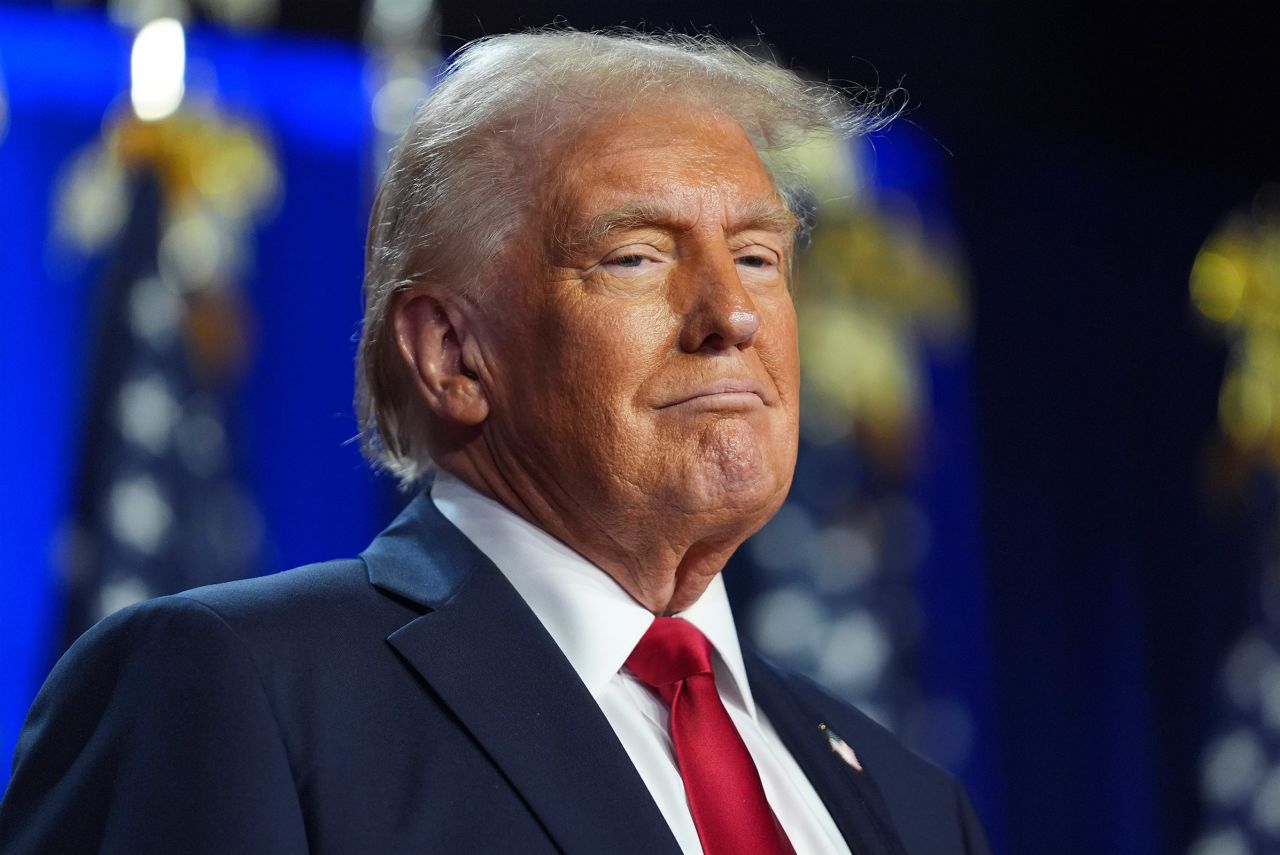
[130,18,185,122]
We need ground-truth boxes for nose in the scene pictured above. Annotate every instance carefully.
[677,251,761,353]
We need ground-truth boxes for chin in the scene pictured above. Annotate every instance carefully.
[687,418,793,517]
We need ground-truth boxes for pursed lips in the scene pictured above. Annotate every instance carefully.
[658,379,770,410]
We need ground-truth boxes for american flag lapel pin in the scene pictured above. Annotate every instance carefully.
[819,723,863,772]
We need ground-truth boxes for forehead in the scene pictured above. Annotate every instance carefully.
[543,109,788,232]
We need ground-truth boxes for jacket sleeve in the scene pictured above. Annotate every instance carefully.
[0,595,310,855]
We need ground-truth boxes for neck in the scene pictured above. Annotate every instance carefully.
[436,450,751,615]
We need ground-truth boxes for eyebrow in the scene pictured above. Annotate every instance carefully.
[557,197,800,254]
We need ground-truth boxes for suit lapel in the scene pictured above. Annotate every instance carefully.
[362,492,681,855]
[744,650,910,855]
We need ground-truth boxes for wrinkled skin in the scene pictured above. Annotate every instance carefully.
[394,108,801,615]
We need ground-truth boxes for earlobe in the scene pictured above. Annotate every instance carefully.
[392,290,489,427]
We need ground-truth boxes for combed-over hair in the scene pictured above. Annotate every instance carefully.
[356,29,894,486]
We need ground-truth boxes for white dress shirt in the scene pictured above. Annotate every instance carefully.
[431,470,851,855]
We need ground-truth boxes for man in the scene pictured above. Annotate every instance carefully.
[0,31,992,855]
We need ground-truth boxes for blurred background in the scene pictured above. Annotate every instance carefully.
[2,1,1278,853]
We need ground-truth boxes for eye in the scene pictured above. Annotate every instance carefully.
[601,246,667,274]
[733,245,781,270]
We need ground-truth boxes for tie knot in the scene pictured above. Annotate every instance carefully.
[625,617,715,690]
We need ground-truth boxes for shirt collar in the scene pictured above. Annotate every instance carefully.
[429,469,757,718]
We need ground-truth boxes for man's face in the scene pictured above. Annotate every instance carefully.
[471,109,800,541]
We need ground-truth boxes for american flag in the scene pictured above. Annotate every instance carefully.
[1187,593,1280,855]
[58,166,263,649]
[1186,197,1280,855]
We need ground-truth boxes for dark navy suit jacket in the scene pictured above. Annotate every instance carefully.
[0,492,992,855]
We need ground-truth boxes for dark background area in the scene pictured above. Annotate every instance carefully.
[10,2,1280,852]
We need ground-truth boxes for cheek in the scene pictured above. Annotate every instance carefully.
[761,299,801,390]
[557,301,673,393]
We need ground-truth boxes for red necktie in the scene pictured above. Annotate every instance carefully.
[625,617,796,855]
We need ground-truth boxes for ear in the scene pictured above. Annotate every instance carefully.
[391,290,489,427]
